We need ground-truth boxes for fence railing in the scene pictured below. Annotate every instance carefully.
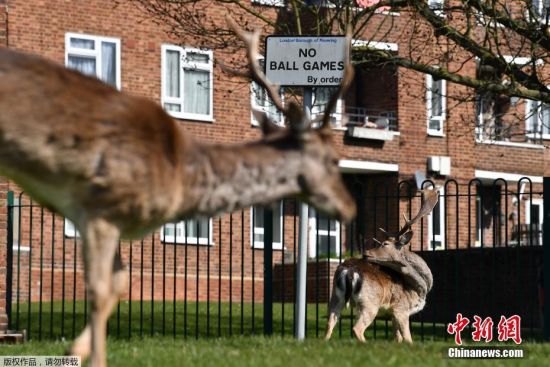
[4,177,546,341]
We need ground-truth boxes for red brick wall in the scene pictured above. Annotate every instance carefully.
[0,1,6,47]
[0,0,8,333]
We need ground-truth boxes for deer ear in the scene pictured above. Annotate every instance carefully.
[253,109,284,136]
[398,230,414,247]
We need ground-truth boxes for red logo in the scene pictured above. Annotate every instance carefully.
[447,313,470,345]
[448,314,522,345]
[472,315,494,342]
[497,315,522,344]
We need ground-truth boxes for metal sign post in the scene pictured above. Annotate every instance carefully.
[264,35,347,340]
[263,206,274,336]
[295,88,312,340]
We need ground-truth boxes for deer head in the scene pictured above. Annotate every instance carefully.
[368,189,440,253]
[363,189,438,297]
[227,17,356,221]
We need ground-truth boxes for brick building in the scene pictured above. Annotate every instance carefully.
[0,0,547,333]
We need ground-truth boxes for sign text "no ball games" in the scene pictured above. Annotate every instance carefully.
[265,36,347,87]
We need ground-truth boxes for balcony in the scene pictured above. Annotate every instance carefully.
[321,106,398,141]
[475,123,546,147]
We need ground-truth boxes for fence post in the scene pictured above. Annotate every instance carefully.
[263,207,273,336]
[543,178,550,341]
[6,191,13,330]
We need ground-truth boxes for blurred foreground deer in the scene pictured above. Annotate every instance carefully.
[325,190,439,343]
[0,18,355,367]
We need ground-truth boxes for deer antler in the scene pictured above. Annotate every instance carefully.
[226,16,286,113]
[321,25,354,129]
[378,189,440,246]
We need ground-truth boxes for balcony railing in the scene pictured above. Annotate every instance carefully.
[313,105,398,131]
[475,123,546,145]
[344,106,398,130]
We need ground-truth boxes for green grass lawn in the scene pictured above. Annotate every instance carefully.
[2,337,549,367]
[9,300,452,342]
[3,301,548,366]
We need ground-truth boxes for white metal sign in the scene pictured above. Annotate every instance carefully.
[265,36,347,86]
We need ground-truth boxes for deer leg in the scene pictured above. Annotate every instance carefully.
[392,316,403,343]
[393,313,413,344]
[69,250,127,360]
[68,219,119,367]
[352,307,377,343]
[325,289,346,341]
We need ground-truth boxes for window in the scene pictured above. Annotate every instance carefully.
[65,33,121,89]
[428,0,444,16]
[426,74,446,135]
[251,58,283,126]
[475,93,511,141]
[311,87,343,127]
[428,188,445,250]
[64,219,80,238]
[161,218,212,245]
[525,99,550,139]
[475,185,502,247]
[526,198,543,245]
[530,0,546,21]
[475,195,482,246]
[355,1,392,13]
[308,208,341,257]
[11,197,20,248]
[251,203,284,250]
[252,0,285,7]
[161,45,214,121]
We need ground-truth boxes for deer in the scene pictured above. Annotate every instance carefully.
[324,190,439,344]
[0,17,355,367]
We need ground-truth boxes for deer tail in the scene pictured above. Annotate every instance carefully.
[334,266,363,309]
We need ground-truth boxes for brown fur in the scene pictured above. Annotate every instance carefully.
[324,191,439,344]
[325,256,430,344]
[0,45,355,367]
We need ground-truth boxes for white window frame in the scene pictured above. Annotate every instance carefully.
[252,0,285,7]
[525,198,543,245]
[160,219,213,246]
[426,74,446,136]
[475,92,510,142]
[64,219,80,238]
[428,187,445,250]
[65,32,121,90]
[475,194,482,247]
[475,92,489,140]
[251,56,284,126]
[528,0,547,23]
[250,203,284,250]
[525,99,550,140]
[11,197,21,249]
[428,0,445,16]
[352,39,398,52]
[161,45,214,122]
[308,210,341,258]
[311,87,343,128]
[251,82,284,126]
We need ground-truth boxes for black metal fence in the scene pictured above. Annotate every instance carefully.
[4,177,547,342]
